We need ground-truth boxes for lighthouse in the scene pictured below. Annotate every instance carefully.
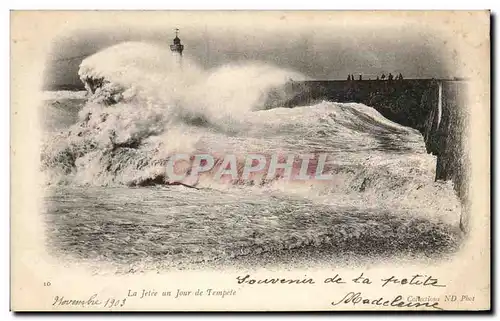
[170,28,184,66]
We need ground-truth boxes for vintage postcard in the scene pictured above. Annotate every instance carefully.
[10,10,490,311]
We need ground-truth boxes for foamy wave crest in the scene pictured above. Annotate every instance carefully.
[78,41,306,123]
[43,41,307,183]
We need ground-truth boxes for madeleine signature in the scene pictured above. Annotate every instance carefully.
[331,292,442,310]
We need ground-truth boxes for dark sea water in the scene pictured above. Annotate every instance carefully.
[43,185,462,271]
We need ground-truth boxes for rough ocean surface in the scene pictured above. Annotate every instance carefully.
[40,42,463,272]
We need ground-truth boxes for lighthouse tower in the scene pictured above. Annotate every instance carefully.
[170,28,184,66]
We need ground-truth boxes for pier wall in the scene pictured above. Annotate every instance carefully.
[284,79,469,230]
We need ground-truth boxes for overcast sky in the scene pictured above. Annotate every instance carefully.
[43,19,458,89]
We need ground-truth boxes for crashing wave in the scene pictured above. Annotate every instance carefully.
[41,41,461,223]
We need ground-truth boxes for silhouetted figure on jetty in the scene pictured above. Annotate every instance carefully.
[376,76,380,81]
[381,74,386,80]
[359,75,362,81]
[347,75,351,81]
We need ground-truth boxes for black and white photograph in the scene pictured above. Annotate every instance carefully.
[10,10,490,311]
